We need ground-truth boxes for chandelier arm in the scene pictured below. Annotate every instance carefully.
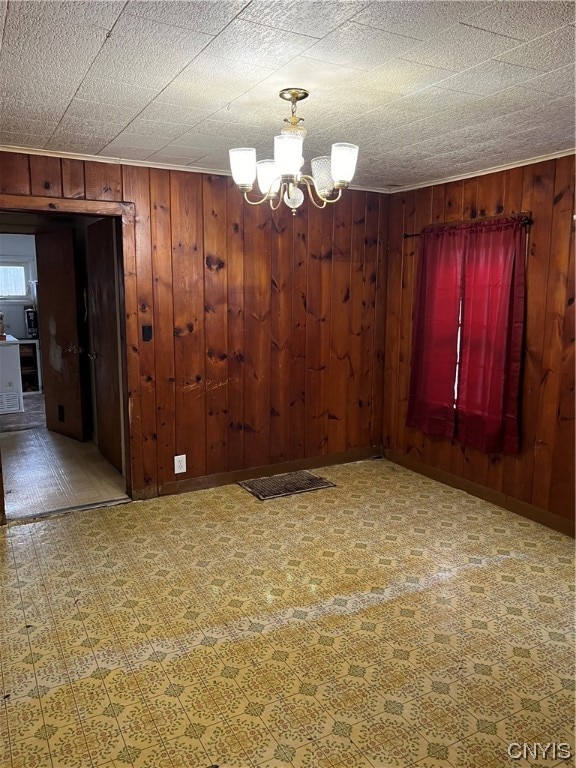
[269,192,283,211]
[243,190,269,207]
[301,175,346,209]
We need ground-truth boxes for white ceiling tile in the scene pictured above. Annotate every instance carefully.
[352,2,491,40]
[136,102,214,125]
[0,116,58,134]
[146,149,207,164]
[44,136,111,154]
[87,13,214,90]
[203,19,316,70]
[99,146,156,161]
[521,64,576,96]
[403,23,523,70]
[468,1,575,41]
[238,0,370,38]
[168,131,235,151]
[0,98,64,123]
[104,134,171,151]
[75,78,157,109]
[123,119,190,141]
[440,60,541,96]
[352,58,454,95]
[124,0,247,35]
[302,21,420,70]
[65,98,144,125]
[496,26,575,72]
[0,131,49,147]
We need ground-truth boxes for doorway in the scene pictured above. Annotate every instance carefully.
[0,210,130,522]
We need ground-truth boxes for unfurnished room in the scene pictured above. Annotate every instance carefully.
[0,1,574,767]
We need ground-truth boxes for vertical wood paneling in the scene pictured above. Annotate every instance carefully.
[61,159,85,199]
[290,205,308,460]
[359,192,380,446]
[85,161,123,201]
[532,156,574,510]
[121,165,157,495]
[243,204,271,469]
[171,171,206,478]
[549,189,575,518]
[328,195,353,454]
[0,152,30,193]
[386,156,574,522]
[30,155,62,197]
[370,195,388,448]
[346,192,366,449]
[226,183,245,471]
[383,193,404,450]
[396,189,416,455]
[305,202,333,456]
[203,175,229,475]
[270,204,293,464]
[149,168,175,488]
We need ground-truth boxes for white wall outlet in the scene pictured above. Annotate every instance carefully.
[174,454,186,474]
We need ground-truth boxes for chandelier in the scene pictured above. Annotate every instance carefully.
[228,88,359,215]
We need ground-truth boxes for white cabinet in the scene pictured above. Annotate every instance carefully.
[0,336,24,413]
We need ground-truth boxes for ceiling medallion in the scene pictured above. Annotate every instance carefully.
[229,88,359,215]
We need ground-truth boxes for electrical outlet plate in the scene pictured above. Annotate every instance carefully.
[174,454,186,474]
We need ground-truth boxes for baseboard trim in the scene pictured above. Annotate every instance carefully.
[385,450,574,537]
[160,446,381,496]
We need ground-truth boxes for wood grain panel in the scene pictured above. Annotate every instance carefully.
[0,152,30,194]
[290,204,308,460]
[243,203,271,469]
[371,195,388,449]
[85,161,123,201]
[328,195,352,454]
[382,193,404,450]
[150,168,175,488]
[549,187,575,518]
[30,155,62,197]
[121,165,157,495]
[226,184,245,471]
[270,204,293,464]
[171,171,206,478]
[359,192,380,446]
[346,192,366,449]
[61,158,85,199]
[203,175,229,475]
[532,156,574,511]
[396,189,416,455]
[305,202,332,457]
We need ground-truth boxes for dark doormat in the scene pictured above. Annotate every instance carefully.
[238,470,336,500]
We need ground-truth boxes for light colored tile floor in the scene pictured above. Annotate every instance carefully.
[0,426,129,520]
[0,459,574,767]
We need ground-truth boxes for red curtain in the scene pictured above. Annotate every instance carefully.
[407,217,525,454]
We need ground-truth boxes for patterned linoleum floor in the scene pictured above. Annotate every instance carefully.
[0,427,128,520]
[1,459,574,768]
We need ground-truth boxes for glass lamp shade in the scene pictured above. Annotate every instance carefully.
[256,160,281,197]
[311,156,335,197]
[331,143,359,186]
[229,148,256,188]
[283,185,304,210]
[274,134,303,177]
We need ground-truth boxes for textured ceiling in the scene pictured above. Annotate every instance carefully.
[0,0,574,191]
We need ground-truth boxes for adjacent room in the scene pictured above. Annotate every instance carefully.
[0,1,574,767]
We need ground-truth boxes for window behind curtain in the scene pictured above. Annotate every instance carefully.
[407,217,526,454]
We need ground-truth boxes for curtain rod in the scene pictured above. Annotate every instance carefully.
[403,212,533,239]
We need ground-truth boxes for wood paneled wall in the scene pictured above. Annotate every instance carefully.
[0,152,387,499]
[1,150,573,526]
[384,155,575,522]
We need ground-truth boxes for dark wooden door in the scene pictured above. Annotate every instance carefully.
[86,218,123,472]
[35,229,90,440]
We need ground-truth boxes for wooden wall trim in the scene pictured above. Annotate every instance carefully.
[385,449,575,537]
[158,446,381,496]
[0,193,134,218]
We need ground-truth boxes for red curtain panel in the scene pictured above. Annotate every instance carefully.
[407,217,526,454]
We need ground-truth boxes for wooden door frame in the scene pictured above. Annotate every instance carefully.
[0,193,136,526]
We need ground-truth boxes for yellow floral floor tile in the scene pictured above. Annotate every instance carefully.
[1,458,574,767]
